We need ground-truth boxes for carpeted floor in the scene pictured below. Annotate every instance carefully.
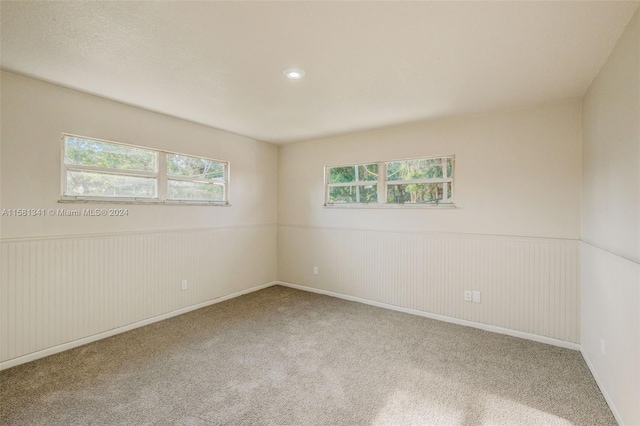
[0,285,615,425]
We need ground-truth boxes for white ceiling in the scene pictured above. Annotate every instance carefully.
[1,1,638,144]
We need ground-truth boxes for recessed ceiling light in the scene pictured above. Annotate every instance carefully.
[283,68,305,80]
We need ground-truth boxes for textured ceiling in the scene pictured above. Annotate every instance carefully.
[1,1,638,144]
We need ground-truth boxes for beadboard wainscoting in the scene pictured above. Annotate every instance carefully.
[0,224,277,368]
[278,225,580,346]
[580,242,640,426]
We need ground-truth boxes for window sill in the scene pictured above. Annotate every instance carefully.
[324,203,457,209]
[59,198,231,207]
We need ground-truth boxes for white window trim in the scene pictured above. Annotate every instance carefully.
[60,133,230,206]
[324,154,456,208]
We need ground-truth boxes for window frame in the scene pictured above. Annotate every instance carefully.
[60,133,230,205]
[324,154,455,208]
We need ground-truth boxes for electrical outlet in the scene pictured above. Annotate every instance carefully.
[464,290,472,302]
[313,266,318,275]
[472,291,481,303]
[600,338,605,355]
[181,280,188,291]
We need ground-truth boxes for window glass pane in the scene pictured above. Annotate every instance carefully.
[167,154,224,180]
[65,136,156,172]
[387,183,446,204]
[167,180,224,201]
[66,171,156,198]
[386,158,445,181]
[357,164,378,181]
[329,166,354,184]
[446,157,453,179]
[329,164,377,184]
[328,185,377,203]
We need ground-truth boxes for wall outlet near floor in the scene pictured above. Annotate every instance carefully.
[313,266,318,275]
[464,290,472,302]
[181,280,188,291]
[600,338,605,355]
[472,291,481,303]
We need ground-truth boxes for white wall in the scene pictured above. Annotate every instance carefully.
[581,8,640,425]
[0,71,278,367]
[279,102,582,239]
[278,102,583,345]
[582,9,639,264]
[1,71,277,239]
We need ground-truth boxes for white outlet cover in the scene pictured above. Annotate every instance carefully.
[464,290,472,302]
[472,291,481,303]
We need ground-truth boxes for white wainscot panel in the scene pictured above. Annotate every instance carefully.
[580,242,640,426]
[0,225,277,364]
[278,225,579,343]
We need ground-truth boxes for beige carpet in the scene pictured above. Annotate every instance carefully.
[1,285,615,425]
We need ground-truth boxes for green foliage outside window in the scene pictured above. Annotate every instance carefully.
[329,185,377,203]
[387,158,452,204]
[65,137,156,172]
[166,154,225,201]
[329,164,378,184]
[167,180,224,201]
[167,154,224,180]
[64,137,157,197]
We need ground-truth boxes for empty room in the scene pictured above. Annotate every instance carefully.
[1,1,639,425]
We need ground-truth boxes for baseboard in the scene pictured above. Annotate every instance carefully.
[580,348,624,426]
[277,281,581,351]
[0,281,279,371]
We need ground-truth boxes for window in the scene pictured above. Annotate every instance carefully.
[327,163,379,204]
[166,153,226,202]
[62,134,229,204]
[325,155,454,207]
